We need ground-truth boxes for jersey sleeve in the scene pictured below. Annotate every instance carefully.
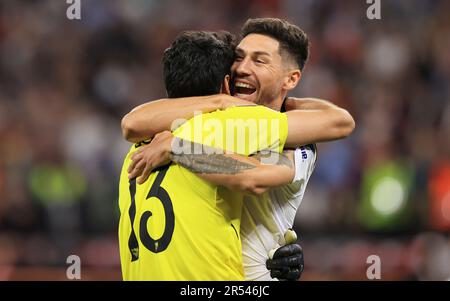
[172,106,288,156]
[292,144,317,184]
[287,144,317,204]
[267,144,317,225]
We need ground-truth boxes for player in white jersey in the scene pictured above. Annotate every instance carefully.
[241,144,316,280]
[122,18,355,280]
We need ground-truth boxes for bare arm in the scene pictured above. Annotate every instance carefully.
[285,97,342,111]
[125,96,354,191]
[172,148,295,196]
[284,97,355,147]
[122,95,354,146]
[121,94,253,143]
[127,131,294,196]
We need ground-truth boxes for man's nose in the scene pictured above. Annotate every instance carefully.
[235,57,252,76]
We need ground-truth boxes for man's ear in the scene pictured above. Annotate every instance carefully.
[221,75,231,95]
[282,70,301,91]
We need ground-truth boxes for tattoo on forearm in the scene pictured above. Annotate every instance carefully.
[171,138,293,174]
[172,153,256,174]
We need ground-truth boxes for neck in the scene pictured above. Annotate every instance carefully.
[263,92,286,111]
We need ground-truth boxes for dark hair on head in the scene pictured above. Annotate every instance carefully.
[163,31,236,98]
[241,18,309,71]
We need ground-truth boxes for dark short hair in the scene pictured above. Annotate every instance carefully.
[163,31,236,98]
[241,18,309,71]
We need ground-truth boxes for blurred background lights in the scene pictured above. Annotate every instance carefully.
[441,193,450,222]
[428,161,450,231]
[370,176,406,216]
[358,161,414,231]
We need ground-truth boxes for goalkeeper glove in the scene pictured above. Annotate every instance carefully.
[266,229,304,281]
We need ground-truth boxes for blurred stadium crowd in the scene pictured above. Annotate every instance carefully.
[0,0,449,280]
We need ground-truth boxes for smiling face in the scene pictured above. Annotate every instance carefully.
[231,33,299,110]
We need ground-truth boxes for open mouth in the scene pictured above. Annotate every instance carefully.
[234,82,256,96]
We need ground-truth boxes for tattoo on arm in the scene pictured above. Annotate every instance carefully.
[172,153,256,174]
[171,138,294,175]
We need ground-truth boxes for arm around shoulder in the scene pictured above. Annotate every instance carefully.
[284,97,355,148]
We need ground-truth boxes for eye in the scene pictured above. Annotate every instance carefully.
[235,56,243,62]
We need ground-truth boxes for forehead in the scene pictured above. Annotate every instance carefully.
[236,33,280,56]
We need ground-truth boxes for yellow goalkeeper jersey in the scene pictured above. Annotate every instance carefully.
[118,106,288,280]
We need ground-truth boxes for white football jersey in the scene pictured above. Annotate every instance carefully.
[241,144,317,281]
